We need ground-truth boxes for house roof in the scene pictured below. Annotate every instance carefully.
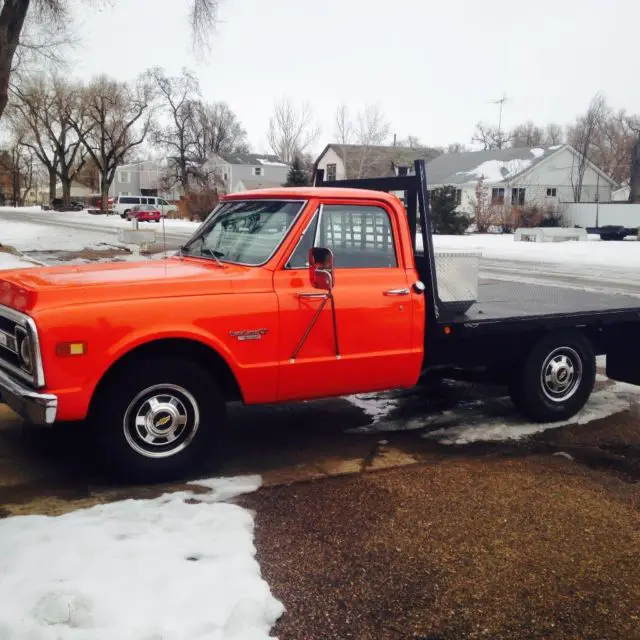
[425,146,566,186]
[426,144,618,187]
[222,152,288,167]
[315,143,441,179]
[235,178,285,191]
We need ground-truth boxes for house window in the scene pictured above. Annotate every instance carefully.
[118,171,130,184]
[511,188,526,206]
[491,188,505,205]
[547,188,557,197]
[326,163,337,182]
[455,189,462,206]
[253,167,263,177]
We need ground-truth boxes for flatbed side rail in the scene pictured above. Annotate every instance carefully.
[314,159,443,330]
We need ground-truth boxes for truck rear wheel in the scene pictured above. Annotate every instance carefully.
[92,356,224,483]
[510,332,595,423]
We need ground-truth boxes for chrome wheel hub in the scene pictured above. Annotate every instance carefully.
[123,384,200,458]
[541,347,583,402]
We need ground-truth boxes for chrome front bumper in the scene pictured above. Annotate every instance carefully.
[0,367,57,425]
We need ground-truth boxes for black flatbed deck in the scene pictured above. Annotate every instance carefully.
[443,280,640,326]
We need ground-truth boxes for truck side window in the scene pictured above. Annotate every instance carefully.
[286,211,319,269]
[318,205,397,268]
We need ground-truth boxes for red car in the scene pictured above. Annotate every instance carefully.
[127,205,162,223]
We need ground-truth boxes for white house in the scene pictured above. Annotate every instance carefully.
[205,153,290,193]
[425,145,617,213]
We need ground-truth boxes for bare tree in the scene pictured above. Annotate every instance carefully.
[446,142,467,153]
[10,74,90,205]
[0,137,37,205]
[151,67,201,195]
[193,101,250,158]
[567,92,607,202]
[68,74,155,212]
[510,121,544,147]
[332,104,391,178]
[629,131,640,203]
[0,0,219,123]
[472,122,511,150]
[267,97,320,164]
[544,123,564,146]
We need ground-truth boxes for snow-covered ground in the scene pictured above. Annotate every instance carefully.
[0,206,200,234]
[347,378,640,445]
[1,220,125,254]
[432,233,640,272]
[0,475,284,640]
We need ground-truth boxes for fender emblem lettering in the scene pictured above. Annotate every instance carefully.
[229,329,269,342]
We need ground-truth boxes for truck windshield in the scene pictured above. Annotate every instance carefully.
[182,199,305,266]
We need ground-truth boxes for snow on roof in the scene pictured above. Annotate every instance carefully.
[457,158,533,184]
[256,158,289,167]
[426,146,564,186]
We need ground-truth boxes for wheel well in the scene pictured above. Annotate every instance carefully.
[91,338,243,410]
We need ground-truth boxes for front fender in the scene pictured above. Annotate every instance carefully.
[36,293,280,421]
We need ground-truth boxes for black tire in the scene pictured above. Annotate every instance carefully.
[91,356,224,483]
[123,209,131,218]
[510,331,595,423]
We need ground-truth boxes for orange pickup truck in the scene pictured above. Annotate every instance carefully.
[1,160,640,482]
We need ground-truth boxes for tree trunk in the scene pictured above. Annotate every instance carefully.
[48,167,57,203]
[101,177,110,214]
[629,134,640,204]
[62,179,71,206]
[0,0,32,121]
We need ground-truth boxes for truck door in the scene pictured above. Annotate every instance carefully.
[274,200,423,402]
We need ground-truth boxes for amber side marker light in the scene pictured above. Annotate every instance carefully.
[56,342,87,357]
[444,326,452,335]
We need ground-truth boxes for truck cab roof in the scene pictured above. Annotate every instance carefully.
[222,187,403,206]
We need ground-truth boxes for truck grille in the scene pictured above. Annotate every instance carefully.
[0,305,42,387]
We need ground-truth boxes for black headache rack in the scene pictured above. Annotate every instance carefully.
[314,158,445,333]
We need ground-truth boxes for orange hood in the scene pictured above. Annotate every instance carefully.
[0,257,268,314]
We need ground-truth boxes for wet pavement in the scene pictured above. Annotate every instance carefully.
[2,369,640,638]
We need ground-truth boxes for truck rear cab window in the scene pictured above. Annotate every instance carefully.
[287,204,397,269]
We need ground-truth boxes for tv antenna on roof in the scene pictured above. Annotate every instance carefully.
[490,93,510,139]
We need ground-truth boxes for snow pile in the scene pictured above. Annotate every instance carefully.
[530,148,545,158]
[457,158,532,183]
[0,475,284,640]
[346,393,399,422]
[0,252,37,270]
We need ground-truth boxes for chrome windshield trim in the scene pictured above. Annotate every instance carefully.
[182,199,309,268]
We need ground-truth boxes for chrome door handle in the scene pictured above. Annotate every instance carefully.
[383,288,410,296]
[297,292,328,299]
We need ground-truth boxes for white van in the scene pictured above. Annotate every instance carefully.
[113,195,176,218]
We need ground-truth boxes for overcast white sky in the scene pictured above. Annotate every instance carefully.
[68,0,640,156]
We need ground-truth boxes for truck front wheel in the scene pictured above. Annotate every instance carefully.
[510,332,596,423]
[92,356,224,483]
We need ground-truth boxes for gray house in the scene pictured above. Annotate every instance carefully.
[205,153,290,193]
[106,159,181,201]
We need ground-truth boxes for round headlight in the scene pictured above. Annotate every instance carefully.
[20,337,32,372]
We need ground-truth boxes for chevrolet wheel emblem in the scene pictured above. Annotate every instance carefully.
[155,415,171,428]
